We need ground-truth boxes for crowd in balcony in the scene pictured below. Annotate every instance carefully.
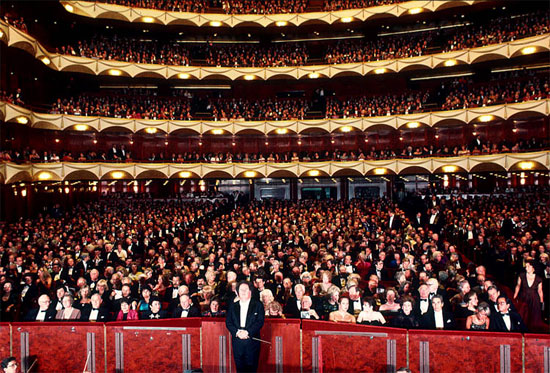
[0,190,547,333]
[37,10,549,67]
[1,14,27,33]
[2,136,547,165]
[220,0,307,14]
[322,0,402,11]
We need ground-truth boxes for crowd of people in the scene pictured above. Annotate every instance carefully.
[322,0,402,11]
[96,0,210,12]
[35,72,548,121]
[0,191,547,333]
[32,10,549,67]
[1,136,547,165]
[1,14,27,33]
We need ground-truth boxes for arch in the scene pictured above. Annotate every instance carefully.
[366,167,396,176]
[365,13,397,22]
[399,64,432,73]
[332,169,363,177]
[396,121,427,130]
[169,170,201,179]
[432,118,467,128]
[96,11,131,22]
[64,170,100,181]
[201,73,233,81]
[364,123,397,132]
[65,124,99,133]
[168,72,199,80]
[298,127,330,135]
[297,19,330,27]
[235,170,266,178]
[100,170,133,180]
[136,170,169,179]
[331,71,363,79]
[234,128,264,136]
[434,1,470,11]
[6,171,32,184]
[134,71,166,79]
[267,128,297,135]
[433,165,467,174]
[331,124,362,134]
[136,127,167,135]
[32,170,62,182]
[266,73,298,81]
[266,20,298,28]
[60,64,97,75]
[203,170,233,179]
[471,53,507,65]
[100,126,135,134]
[171,128,201,136]
[470,162,507,173]
[267,170,298,178]
[233,21,263,28]
[510,45,549,59]
[508,160,548,172]
[166,19,200,27]
[398,166,431,175]
[299,169,330,178]
[98,69,132,78]
[508,111,546,121]
[32,121,60,130]
[10,40,35,55]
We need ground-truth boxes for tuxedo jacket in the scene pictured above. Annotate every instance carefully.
[421,309,456,330]
[141,310,169,320]
[490,311,527,333]
[80,306,110,322]
[283,297,302,318]
[413,298,433,318]
[172,305,201,318]
[24,308,56,322]
[225,299,265,345]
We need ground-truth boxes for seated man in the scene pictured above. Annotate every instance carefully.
[421,295,455,330]
[24,295,55,322]
[172,294,200,318]
[80,294,110,322]
[490,296,527,332]
[141,297,168,320]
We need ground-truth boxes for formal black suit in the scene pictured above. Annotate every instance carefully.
[24,308,56,322]
[420,309,456,330]
[283,297,302,318]
[172,305,201,318]
[413,297,433,318]
[80,306,110,322]
[490,311,527,332]
[141,310,169,320]
[226,299,265,372]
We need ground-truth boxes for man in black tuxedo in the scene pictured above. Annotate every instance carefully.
[172,294,201,318]
[226,281,265,373]
[24,295,55,322]
[491,296,527,332]
[414,284,432,318]
[80,294,110,322]
[387,210,402,231]
[421,295,455,330]
[283,283,305,318]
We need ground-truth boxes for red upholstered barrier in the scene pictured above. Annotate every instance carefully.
[302,320,407,372]
[11,322,105,373]
[524,333,550,373]
[259,319,301,372]
[409,330,523,373]
[105,318,201,373]
[0,323,11,361]
[201,318,236,372]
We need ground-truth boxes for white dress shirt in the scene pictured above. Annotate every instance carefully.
[240,299,251,328]
[36,310,47,321]
[502,313,511,331]
[434,311,444,329]
[89,309,99,321]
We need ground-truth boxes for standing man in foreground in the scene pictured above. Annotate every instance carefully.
[226,281,265,372]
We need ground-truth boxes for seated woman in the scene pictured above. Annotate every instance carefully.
[137,287,153,316]
[56,294,82,321]
[392,296,419,328]
[357,297,386,326]
[116,298,139,321]
[379,288,401,313]
[266,301,285,319]
[329,297,356,323]
[202,297,226,317]
[466,302,491,330]
[322,287,340,318]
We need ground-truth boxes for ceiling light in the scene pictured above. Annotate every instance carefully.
[374,68,387,74]
[442,165,458,173]
[145,127,158,134]
[444,59,457,67]
[179,171,191,178]
[212,129,224,135]
[74,124,89,131]
[111,172,124,179]
[0,30,3,38]
[244,171,256,178]
[478,115,494,122]
[408,8,423,14]
[518,161,534,170]
[374,168,387,175]
[340,126,352,132]
[41,56,51,65]
[178,73,190,79]
[210,21,222,27]
[275,21,288,27]
[108,69,122,76]
[308,72,320,79]
[16,116,29,124]
[64,4,74,12]
[38,172,52,181]
[275,128,288,135]
[521,47,536,55]
[244,75,256,81]
[406,122,420,129]
[341,17,353,23]
[142,17,155,23]
[309,170,320,177]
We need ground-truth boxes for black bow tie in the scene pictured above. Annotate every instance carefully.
[40,310,46,313]
[92,308,100,311]
[421,299,428,302]
[501,313,509,316]
[182,308,189,312]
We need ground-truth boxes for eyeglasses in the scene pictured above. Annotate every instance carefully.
[7,362,17,367]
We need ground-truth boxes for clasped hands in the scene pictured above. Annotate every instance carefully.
[236,329,249,339]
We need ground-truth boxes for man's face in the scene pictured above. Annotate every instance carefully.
[57,288,65,300]
[402,301,412,315]
[432,298,443,312]
[497,298,510,313]
[151,301,161,313]
[295,286,305,298]
[38,296,50,310]
[180,295,191,308]
[238,284,252,302]
[488,289,499,302]
[3,359,18,373]
[91,295,102,309]
[419,285,430,298]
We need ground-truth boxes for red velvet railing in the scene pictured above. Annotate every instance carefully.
[1,320,548,372]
